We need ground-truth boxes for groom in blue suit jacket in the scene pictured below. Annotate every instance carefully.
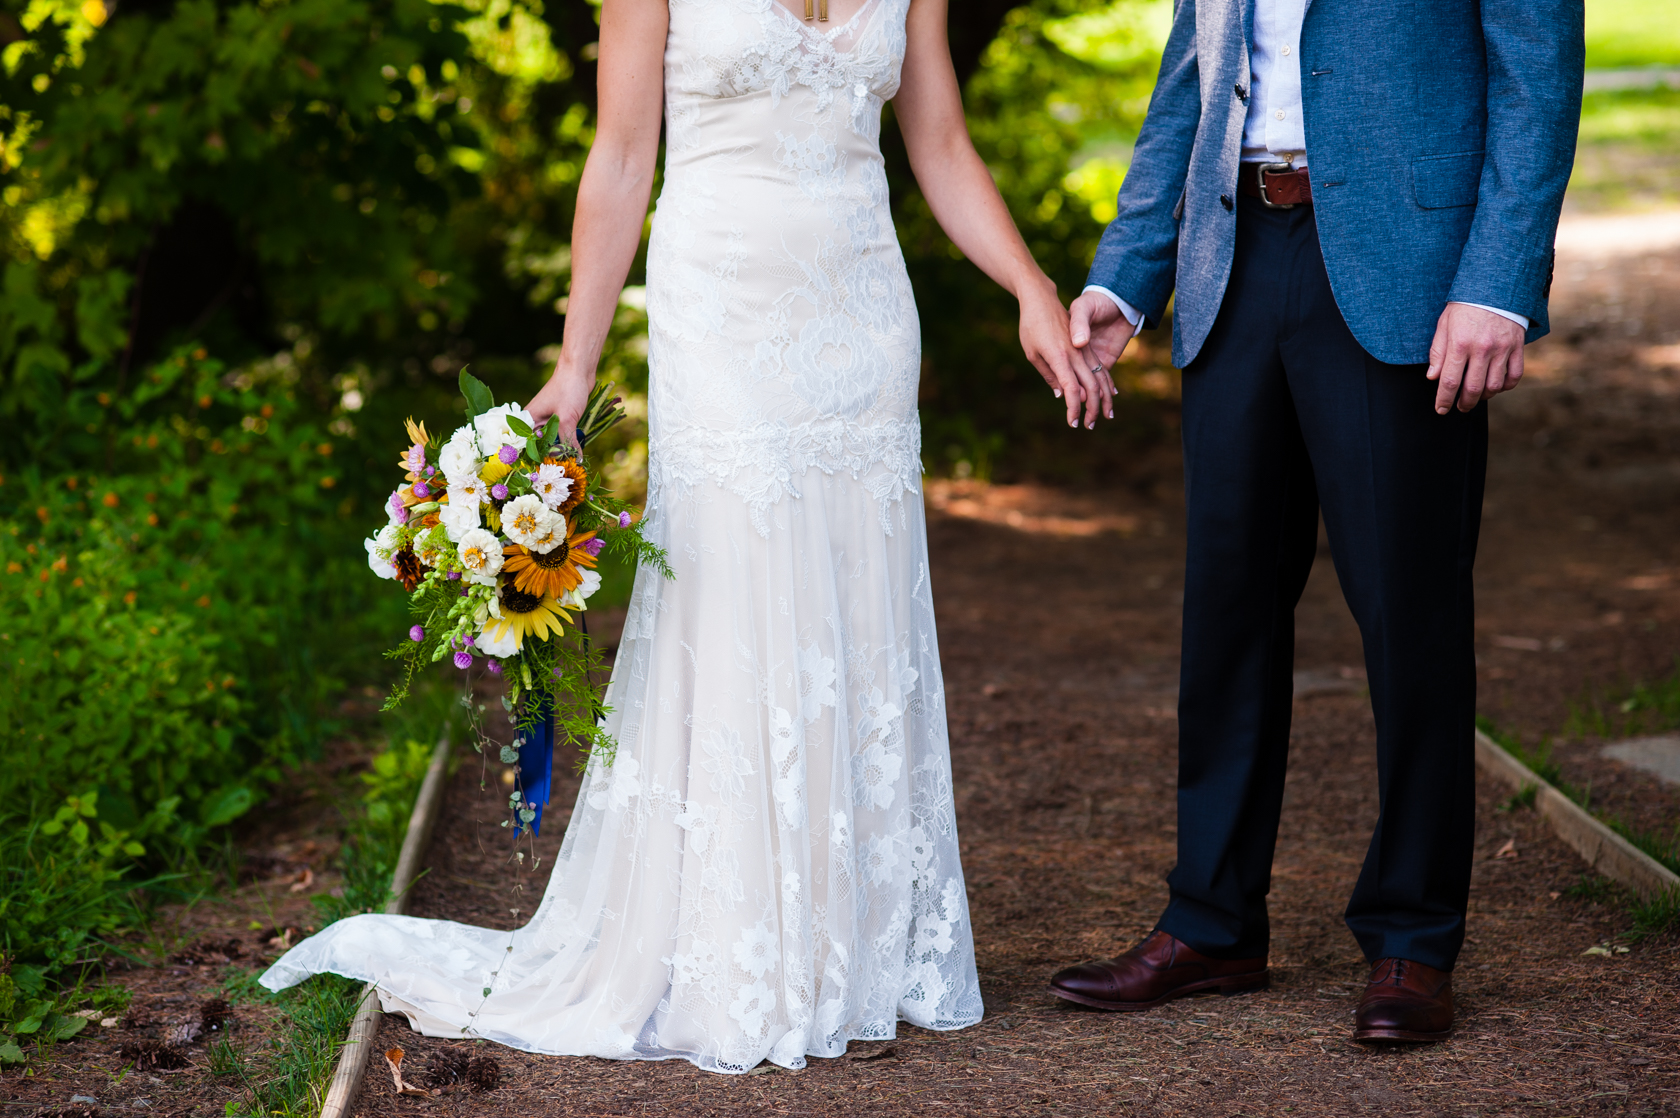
[1048,0,1582,1042]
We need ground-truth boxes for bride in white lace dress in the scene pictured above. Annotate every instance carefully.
[261,0,1112,1074]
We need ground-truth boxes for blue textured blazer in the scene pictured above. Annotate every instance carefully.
[1087,0,1584,368]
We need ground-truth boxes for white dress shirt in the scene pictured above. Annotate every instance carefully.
[1242,0,1307,166]
[1081,0,1527,349]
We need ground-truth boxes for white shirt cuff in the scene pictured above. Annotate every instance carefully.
[1453,301,1530,330]
[1082,285,1147,337]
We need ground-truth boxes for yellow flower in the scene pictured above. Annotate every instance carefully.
[480,586,571,652]
[502,526,598,600]
[480,459,513,485]
[404,416,433,447]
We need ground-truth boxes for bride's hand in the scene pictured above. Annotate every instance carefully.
[526,362,595,448]
[1019,278,1114,429]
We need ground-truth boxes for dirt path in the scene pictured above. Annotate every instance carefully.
[8,221,1678,1118]
[345,222,1680,1116]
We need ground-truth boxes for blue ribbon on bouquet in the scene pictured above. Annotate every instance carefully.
[516,691,555,837]
[513,432,597,839]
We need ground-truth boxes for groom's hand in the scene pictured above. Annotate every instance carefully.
[1069,291,1136,381]
[1426,303,1527,415]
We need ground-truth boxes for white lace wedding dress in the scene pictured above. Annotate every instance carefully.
[260,0,983,1075]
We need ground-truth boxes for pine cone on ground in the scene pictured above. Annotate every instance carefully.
[118,1039,189,1071]
[198,998,232,1032]
[423,1047,470,1089]
[465,1052,501,1092]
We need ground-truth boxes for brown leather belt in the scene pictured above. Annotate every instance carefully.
[1237,162,1312,207]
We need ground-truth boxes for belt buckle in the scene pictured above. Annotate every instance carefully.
[1257,161,1296,209]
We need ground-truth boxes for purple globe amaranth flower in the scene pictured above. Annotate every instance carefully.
[412,481,431,499]
[446,570,461,580]
[582,537,605,557]
[388,491,409,524]
[409,625,425,642]
[491,483,509,501]
[498,445,520,465]
[618,511,632,528]
[453,651,473,669]
[463,634,475,647]
[486,659,503,675]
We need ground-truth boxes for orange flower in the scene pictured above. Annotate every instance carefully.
[501,527,598,600]
[543,456,589,515]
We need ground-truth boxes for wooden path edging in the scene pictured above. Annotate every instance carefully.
[318,731,453,1118]
[1474,728,1680,900]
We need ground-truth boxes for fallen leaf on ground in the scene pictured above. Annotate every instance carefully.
[384,1046,436,1097]
[1582,945,1613,957]
[1495,839,1518,859]
[288,866,315,893]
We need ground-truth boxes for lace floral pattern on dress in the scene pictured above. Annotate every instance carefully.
[258,0,981,1075]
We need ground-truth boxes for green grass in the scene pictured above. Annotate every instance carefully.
[1479,713,1680,936]
[1564,875,1680,942]
[1498,782,1540,814]
[214,679,464,1116]
[1629,888,1680,940]
[1586,0,1680,69]
[1568,87,1680,212]
[1578,87,1680,146]
[1566,658,1680,742]
[1477,717,1581,800]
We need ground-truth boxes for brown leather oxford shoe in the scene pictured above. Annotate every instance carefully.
[1048,929,1269,1011]
[1353,957,1454,1043]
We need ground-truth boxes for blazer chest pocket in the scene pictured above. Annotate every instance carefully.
[1411,150,1485,209]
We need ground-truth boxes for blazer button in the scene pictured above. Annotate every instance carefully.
[1234,82,1248,102]
[1220,194,1233,211]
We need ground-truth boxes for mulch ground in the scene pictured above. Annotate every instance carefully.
[6,231,1679,1118]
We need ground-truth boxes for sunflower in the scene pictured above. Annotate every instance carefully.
[479,585,572,652]
[501,527,599,599]
[544,456,589,515]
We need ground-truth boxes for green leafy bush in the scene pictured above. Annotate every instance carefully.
[1,349,404,850]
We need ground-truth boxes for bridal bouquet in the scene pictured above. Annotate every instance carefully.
[364,371,666,833]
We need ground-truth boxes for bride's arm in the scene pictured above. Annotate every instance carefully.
[893,0,1112,429]
[527,0,669,432]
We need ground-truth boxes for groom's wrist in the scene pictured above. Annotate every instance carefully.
[1081,285,1147,337]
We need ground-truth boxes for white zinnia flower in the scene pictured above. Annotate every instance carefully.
[560,567,601,611]
[526,515,566,554]
[448,472,487,507]
[501,494,561,552]
[456,528,504,586]
[439,496,481,542]
[530,462,573,510]
[472,403,537,456]
[364,523,401,579]
[438,425,482,479]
